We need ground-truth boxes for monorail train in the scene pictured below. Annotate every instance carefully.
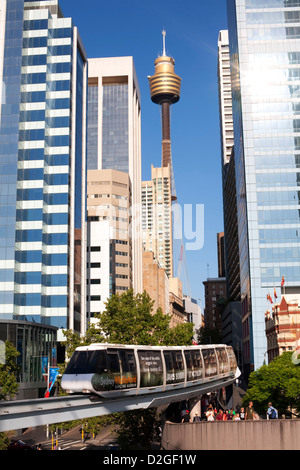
[61,343,240,398]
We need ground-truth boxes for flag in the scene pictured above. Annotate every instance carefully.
[281,275,285,287]
[44,367,59,398]
[274,287,277,299]
[267,293,273,304]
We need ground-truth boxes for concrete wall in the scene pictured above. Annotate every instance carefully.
[162,420,300,450]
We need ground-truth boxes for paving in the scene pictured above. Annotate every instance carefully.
[13,424,119,450]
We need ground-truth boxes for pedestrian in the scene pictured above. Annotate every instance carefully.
[193,412,201,422]
[267,402,278,419]
[216,409,224,421]
[181,409,191,423]
[239,407,245,420]
[205,405,215,421]
[245,401,255,420]
[233,412,240,421]
[223,409,229,420]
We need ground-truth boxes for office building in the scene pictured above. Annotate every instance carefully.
[227,0,300,374]
[142,250,169,316]
[142,164,173,278]
[169,277,185,327]
[183,295,203,342]
[218,30,234,170]
[0,0,87,338]
[87,57,142,294]
[203,277,226,331]
[218,30,240,301]
[86,169,132,319]
[217,232,226,279]
[218,30,242,365]
[0,319,57,399]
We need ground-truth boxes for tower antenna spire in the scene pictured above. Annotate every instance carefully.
[162,29,166,56]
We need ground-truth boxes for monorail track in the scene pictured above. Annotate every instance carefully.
[0,375,237,432]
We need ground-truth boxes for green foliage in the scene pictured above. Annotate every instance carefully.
[97,289,171,345]
[0,432,10,450]
[60,289,194,449]
[243,352,300,416]
[197,326,222,345]
[112,408,161,450]
[83,415,115,438]
[0,341,20,449]
[0,341,20,401]
[62,289,194,351]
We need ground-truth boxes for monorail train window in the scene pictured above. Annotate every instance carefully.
[107,349,120,374]
[216,347,229,374]
[119,349,136,374]
[202,349,217,378]
[185,349,203,381]
[106,349,137,390]
[138,350,163,387]
[164,350,185,384]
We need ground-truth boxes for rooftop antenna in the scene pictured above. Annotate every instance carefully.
[162,29,166,56]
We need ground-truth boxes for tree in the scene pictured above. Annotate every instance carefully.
[0,341,20,401]
[61,289,194,449]
[0,341,20,449]
[76,289,194,347]
[97,289,171,345]
[114,408,161,450]
[197,326,222,345]
[242,352,300,417]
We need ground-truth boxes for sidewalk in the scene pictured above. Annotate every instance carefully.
[14,424,119,450]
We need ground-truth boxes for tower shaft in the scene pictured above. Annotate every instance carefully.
[161,101,171,167]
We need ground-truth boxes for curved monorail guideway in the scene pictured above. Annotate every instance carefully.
[0,343,240,432]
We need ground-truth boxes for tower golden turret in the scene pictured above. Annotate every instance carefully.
[148,30,181,169]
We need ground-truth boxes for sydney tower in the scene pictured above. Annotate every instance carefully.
[148,31,181,183]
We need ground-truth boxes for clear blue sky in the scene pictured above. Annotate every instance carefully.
[60,0,229,309]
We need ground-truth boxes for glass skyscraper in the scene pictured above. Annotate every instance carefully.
[0,0,87,337]
[227,0,300,375]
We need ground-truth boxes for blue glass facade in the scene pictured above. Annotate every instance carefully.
[0,0,24,316]
[0,0,87,334]
[101,82,129,172]
[227,0,300,373]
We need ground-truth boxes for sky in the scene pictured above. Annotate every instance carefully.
[60,0,229,310]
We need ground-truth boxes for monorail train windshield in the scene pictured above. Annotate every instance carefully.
[64,350,108,375]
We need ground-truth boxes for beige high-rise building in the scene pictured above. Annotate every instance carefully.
[142,251,169,316]
[142,164,173,278]
[87,56,142,295]
[86,169,132,318]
